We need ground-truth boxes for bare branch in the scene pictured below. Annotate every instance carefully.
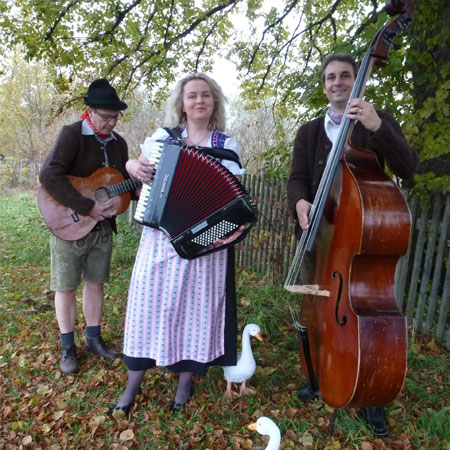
[350,4,382,43]
[195,21,220,72]
[248,0,301,71]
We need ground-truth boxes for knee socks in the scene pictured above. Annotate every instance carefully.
[60,331,75,348]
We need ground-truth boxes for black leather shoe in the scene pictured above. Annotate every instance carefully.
[60,345,79,374]
[84,336,119,360]
[170,387,193,411]
[363,406,388,437]
[297,384,319,402]
[170,399,187,411]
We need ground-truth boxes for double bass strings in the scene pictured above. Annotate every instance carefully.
[284,52,373,291]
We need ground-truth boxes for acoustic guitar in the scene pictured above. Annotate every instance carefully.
[38,167,137,241]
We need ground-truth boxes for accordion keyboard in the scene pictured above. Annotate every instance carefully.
[134,141,164,223]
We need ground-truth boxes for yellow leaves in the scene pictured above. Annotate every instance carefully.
[53,410,65,421]
[426,339,440,353]
[298,431,314,447]
[11,421,26,431]
[36,384,52,395]
[324,441,341,450]
[119,429,135,442]
[231,436,254,448]
[41,422,54,434]
[96,368,106,379]
[254,365,276,377]
[111,408,126,421]
[89,415,107,436]
[240,438,254,449]
[18,355,28,368]
[29,396,39,407]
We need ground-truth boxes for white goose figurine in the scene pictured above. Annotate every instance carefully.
[248,416,281,450]
[222,323,263,399]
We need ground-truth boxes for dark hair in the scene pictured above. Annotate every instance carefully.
[321,54,358,83]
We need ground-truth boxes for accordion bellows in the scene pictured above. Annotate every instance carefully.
[134,141,257,259]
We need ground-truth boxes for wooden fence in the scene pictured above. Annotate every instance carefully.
[127,174,449,344]
[6,159,448,342]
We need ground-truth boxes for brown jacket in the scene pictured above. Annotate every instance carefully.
[39,121,132,216]
[286,111,418,225]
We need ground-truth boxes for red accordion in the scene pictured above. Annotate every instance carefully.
[134,141,257,259]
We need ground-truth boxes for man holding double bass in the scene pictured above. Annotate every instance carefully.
[39,79,134,375]
[287,53,418,436]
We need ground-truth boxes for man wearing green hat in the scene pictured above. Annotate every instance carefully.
[39,78,134,374]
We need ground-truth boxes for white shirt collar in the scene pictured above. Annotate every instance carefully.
[324,112,339,146]
[81,119,116,142]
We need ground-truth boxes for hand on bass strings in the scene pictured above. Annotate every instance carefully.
[126,153,156,184]
[296,199,312,230]
[347,98,382,132]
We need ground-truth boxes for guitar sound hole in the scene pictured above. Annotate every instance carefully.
[95,188,110,203]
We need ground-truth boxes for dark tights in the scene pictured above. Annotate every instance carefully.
[115,370,193,407]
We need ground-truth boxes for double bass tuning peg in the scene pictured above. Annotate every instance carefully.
[385,0,415,17]
[385,0,407,16]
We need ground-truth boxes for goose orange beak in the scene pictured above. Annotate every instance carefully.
[248,422,257,431]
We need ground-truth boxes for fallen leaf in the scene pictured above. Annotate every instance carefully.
[53,410,65,421]
[119,429,135,441]
[324,441,341,449]
[41,422,54,434]
[22,435,33,446]
[299,432,314,446]
[361,442,373,450]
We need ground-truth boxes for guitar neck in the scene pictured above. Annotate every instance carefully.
[106,178,138,198]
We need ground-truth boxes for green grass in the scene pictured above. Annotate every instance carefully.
[1,191,449,449]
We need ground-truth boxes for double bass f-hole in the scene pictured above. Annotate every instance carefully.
[332,271,346,327]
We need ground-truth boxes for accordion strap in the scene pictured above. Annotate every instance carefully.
[164,127,242,168]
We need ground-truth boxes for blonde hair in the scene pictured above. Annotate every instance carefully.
[164,73,227,131]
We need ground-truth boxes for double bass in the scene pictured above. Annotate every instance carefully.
[285,0,415,408]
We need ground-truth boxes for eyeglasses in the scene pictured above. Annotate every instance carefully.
[92,109,123,122]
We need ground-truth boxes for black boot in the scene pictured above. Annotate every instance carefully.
[363,406,388,436]
[297,384,319,402]
[60,345,79,374]
[84,336,119,360]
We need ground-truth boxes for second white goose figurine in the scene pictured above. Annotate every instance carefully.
[222,323,263,399]
[248,416,281,450]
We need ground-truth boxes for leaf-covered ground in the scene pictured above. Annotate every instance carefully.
[0,191,449,449]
